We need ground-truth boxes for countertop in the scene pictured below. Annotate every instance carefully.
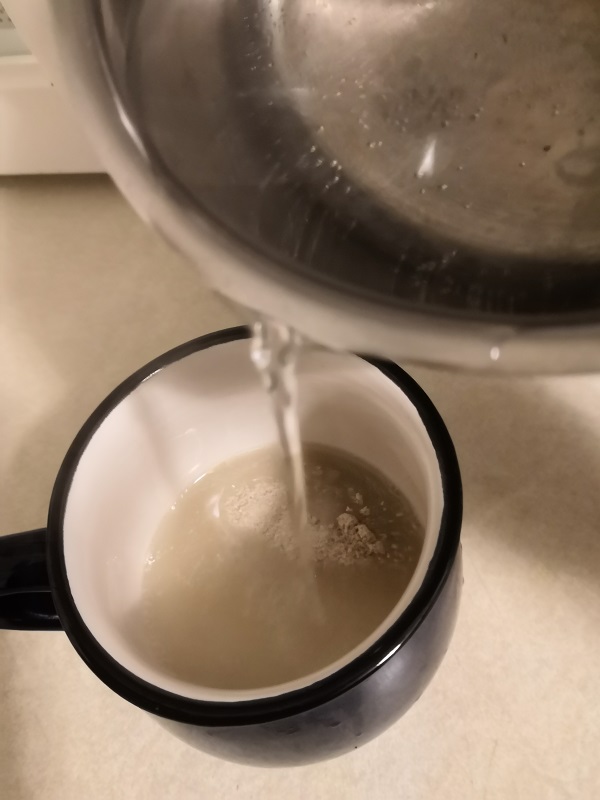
[1,175,599,799]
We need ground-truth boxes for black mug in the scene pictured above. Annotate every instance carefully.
[0,327,462,766]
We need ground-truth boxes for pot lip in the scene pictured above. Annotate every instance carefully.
[47,326,462,727]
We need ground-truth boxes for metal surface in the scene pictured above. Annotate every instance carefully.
[48,0,600,371]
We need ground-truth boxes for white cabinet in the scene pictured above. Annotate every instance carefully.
[0,0,102,174]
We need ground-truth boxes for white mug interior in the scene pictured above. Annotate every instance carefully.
[63,339,444,702]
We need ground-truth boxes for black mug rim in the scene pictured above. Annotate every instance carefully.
[47,326,462,727]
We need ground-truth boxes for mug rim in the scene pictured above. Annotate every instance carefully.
[47,326,462,726]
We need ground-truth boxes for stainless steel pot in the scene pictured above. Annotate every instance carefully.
[48,0,600,372]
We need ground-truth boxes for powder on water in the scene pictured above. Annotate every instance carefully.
[221,443,419,567]
[131,443,423,690]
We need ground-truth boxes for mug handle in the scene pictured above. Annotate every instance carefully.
[0,530,62,630]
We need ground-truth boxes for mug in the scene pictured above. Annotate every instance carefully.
[0,326,462,766]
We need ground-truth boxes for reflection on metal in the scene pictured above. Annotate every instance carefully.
[417,139,437,179]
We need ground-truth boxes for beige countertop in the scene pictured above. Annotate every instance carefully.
[1,176,599,799]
